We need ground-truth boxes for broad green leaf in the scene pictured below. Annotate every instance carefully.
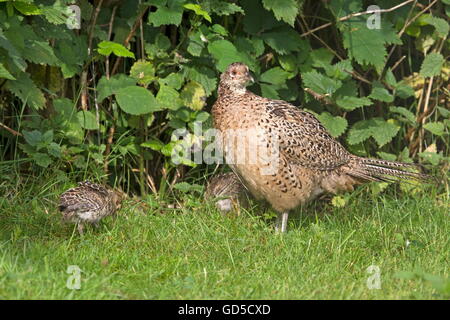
[420,15,449,38]
[183,65,216,95]
[390,106,416,124]
[348,118,400,147]
[423,122,445,136]
[156,85,183,110]
[203,0,243,16]
[23,130,42,147]
[335,96,372,111]
[0,63,15,80]
[261,27,304,54]
[420,53,444,77]
[242,0,284,34]
[115,86,159,115]
[262,0,299,26]
[148,0,184,26]
[260,67,290,85]
[141,139,165,151]
[208,40,248,72]
[5,73,46,110]
[97,74,136,101]
[159,73,184,90]
[180,81,206,110]
[129,60,155,86]
[32,152,52,168]
[77,110,99,130]
[317,112,348,138]
[370,86,394,103]
[302,70,342,95]
[97,41,135,59]
[13,2,41,15]
[183,4,211,22]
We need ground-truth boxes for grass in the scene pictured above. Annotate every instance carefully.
[0,168,448,300]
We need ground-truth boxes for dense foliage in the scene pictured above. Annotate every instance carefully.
[0,0,449,195]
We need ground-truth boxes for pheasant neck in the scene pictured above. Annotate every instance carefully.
[218,83,247,97]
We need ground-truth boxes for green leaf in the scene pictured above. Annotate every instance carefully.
[261,27,304,54]
[32,152,52,168]
[141,139,165,151]
[97,41,135,59]
[115,86,159,115]
[421,15,449,38]
[341,19,401,72]
[77,111,99,130]
[348,118,400,147]
[180,81,206,110]
[183,65,216,95]
[390,106,416,124]
[203,0,243,16]
[0,63,15,80]
[260,67,290,85]
[423,122,445,136]
[148,0,184,26]
[335,96,372,111]
[156,85,183,110]
[97,74,136,101]
[420,53,444,77]
[173,182,204,193]
[23,130,42,147]
[262,0,299,27]
[208,40,248,72]
[317,112,348,138]
[395,82,415,99]
[183,4,212,22]
[370,86,394,103]
[129,60,155,86]
[13,2,42,15]
[5,73,46,110]
[302,70,342,95]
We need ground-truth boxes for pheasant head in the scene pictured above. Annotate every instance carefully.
[219,62,254,95]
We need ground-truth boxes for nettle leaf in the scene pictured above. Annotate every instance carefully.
[97,41,135,59]
[0,63,15,80]
[129,60,155,86]
[262,0,299,27]
[421,15,449,38]
[302,70,342,95]
[23,130,43,147]
[341,19,401,72]
[97,74,136,101]
[335,96,372,111]
[390,106,416,124]
[395,82,415,99]
[370,86,394,103]
[420,53,444,77]
[180,81,206,110]
[208,40,249,72]
[141,139,165,151]
[77,111,99,130]
[260,67,290,85]
[5,73,46,110]
[148,0,184,26]
[183,4,212,22]
[13,1,42,15]
[115,86,159,115]
[203,0,243,16]
[32,153,52,168]
[183,65,216,96]
[156,85,183,110]
[317,112,348,138]
[261,27,303,54]
[23,40,60,66]
[423,122,445,136]
[242,0,284,34]
[348,118,400,147]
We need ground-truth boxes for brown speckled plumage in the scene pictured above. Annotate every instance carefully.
[59,181,124,234]
[205,172,249,214]
[212,62,431,232]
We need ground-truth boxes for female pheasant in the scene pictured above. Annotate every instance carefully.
[59,181,124,234]
[212,62,431,233]
[205,172,249,214]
